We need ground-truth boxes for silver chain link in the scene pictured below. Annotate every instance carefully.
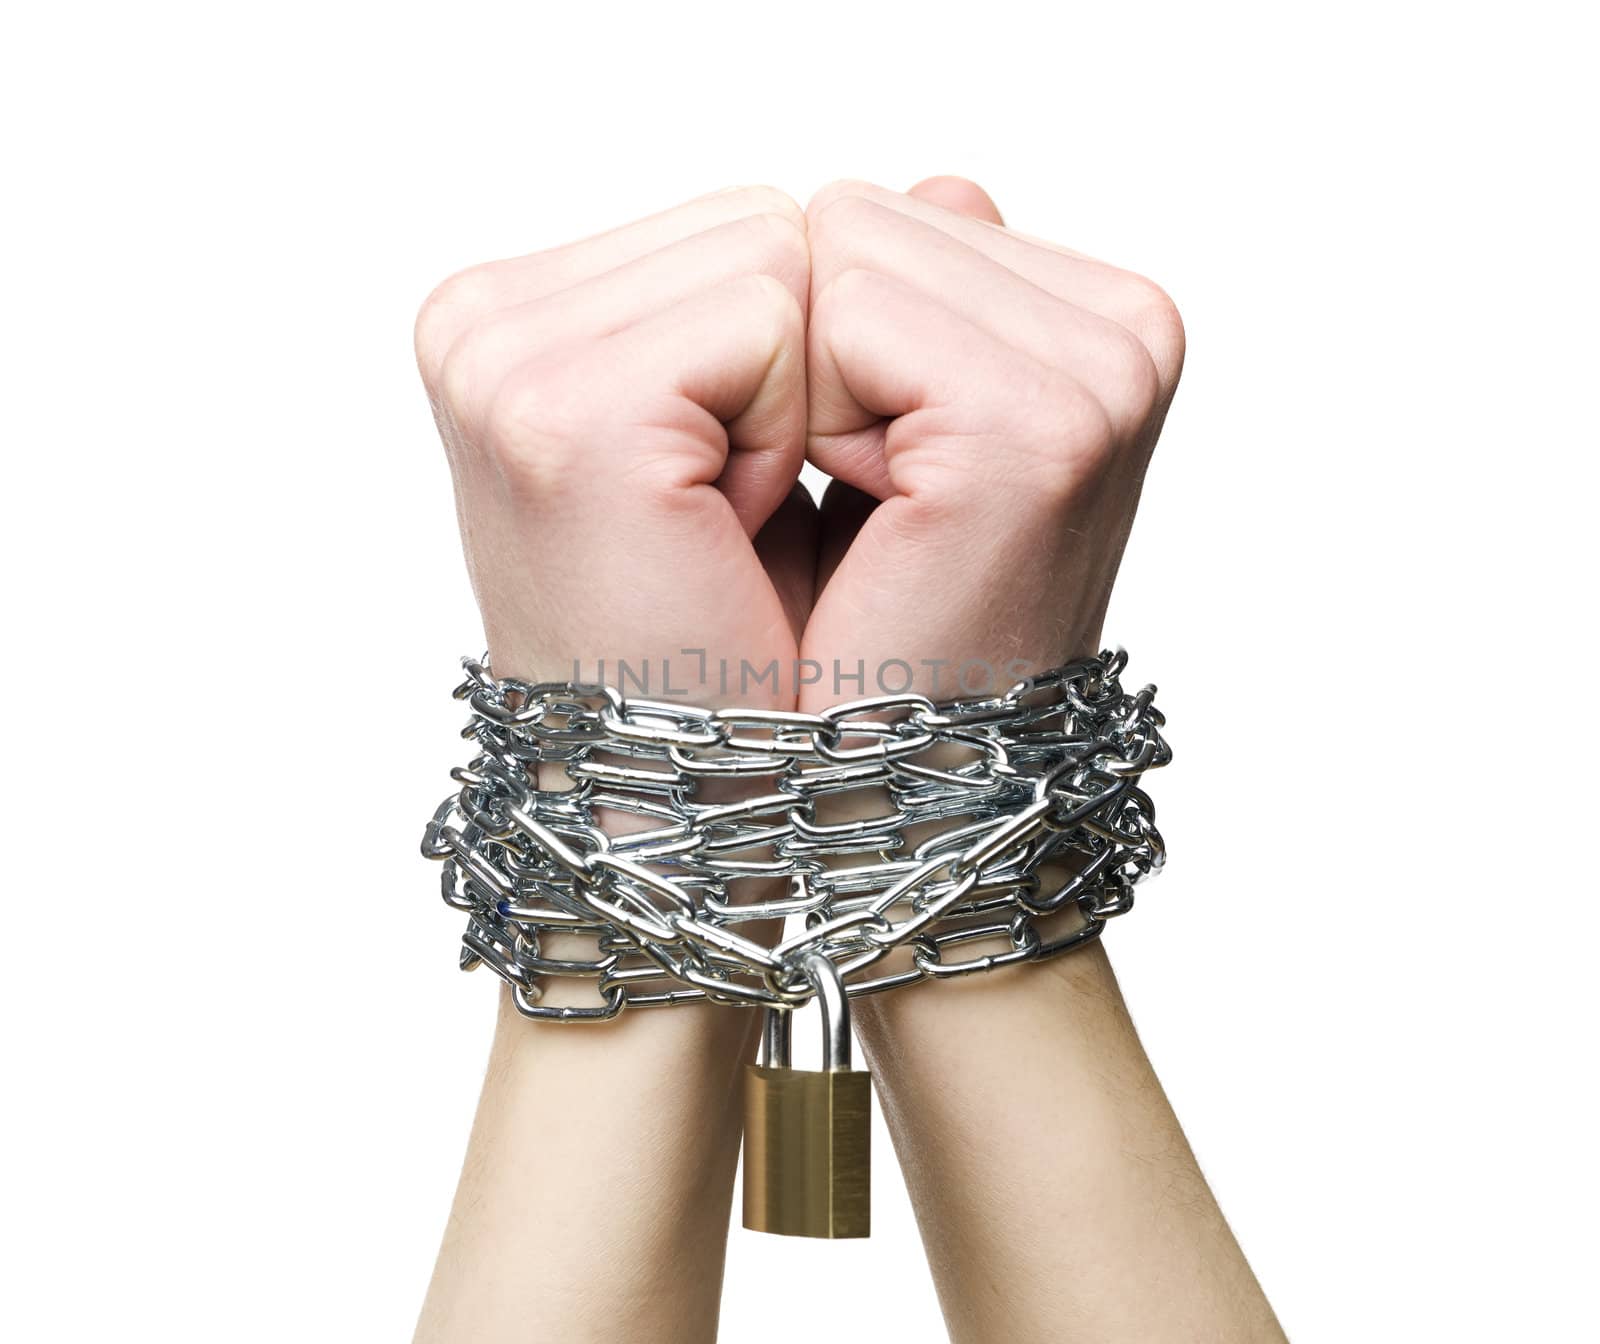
[421,649,1169,1021]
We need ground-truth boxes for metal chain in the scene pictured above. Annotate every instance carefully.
[421,649,1170,1021]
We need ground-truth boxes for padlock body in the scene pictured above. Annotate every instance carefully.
[742,1064,870,1238]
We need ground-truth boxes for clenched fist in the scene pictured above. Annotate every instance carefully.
[800,177,1184,706]
[414,186,817,708]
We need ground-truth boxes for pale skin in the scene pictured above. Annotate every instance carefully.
[411,177,1286,1343]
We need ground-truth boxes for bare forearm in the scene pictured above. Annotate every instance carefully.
[414,991,754,1344]
[855,943,1284,1344]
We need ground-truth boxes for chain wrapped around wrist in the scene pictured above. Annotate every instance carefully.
[421,647,1170,1022]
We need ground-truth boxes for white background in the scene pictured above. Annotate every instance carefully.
[3,3,1595,1340]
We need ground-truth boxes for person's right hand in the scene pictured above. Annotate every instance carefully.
[414,187,815,708]
[411,193,821,1344]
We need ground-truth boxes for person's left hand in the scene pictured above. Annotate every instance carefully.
[795,177,1185,707]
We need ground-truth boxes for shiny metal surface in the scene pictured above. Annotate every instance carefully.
[744,956,870,1239]
[421,648,1170,1019]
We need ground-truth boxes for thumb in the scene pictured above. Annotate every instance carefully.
[906,175,1004,224]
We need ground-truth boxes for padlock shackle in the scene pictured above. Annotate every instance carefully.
[761,1003,791,1069]
[797,951,852,1072]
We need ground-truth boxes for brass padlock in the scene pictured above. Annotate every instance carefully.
[742,953,870,1238]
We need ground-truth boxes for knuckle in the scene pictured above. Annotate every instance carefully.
[806,178,876,226]
[807,192,890,260]
[1122,276,1187,386]
[737,211,810,287]
[480,363,590,492]
[434,313,508,419]
[721,184,805,232]
[1103,327,1162,428]
[1036,374,1118,483]
[413,264,501,378]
